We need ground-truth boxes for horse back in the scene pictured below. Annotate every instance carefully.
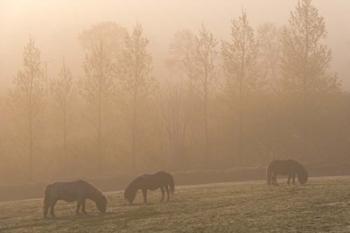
[139,171,173,190]
[268,159,301,175]
[45,180,91,202]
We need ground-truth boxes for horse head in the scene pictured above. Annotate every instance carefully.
[95,193,107,213]
[124,184,137,205]
[297,166,308,185]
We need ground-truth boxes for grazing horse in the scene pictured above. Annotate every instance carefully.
[43,180,107,218]
[124,171,175,204]
[267,160,308,185]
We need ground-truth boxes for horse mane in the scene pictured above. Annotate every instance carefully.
[79,180,106,202]
[79,180,107,212]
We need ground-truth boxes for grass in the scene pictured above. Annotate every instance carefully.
[1,177,350,233]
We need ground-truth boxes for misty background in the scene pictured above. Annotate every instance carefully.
[0,0,350,186]
[1,0,349,89]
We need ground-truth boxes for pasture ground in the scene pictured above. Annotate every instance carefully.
[1,176,350,233]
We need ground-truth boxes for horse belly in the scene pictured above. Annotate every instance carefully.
[56,190,80,202]
[148,184,160,191]
[273,167,290,175]
[60,196,77,202]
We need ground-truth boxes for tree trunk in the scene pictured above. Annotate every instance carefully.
[63,103,67,162]
[131,87,138,170]
[204,66,209,166]
[29,108,33,182]
[97,73,103,174]
[237,42,245,165]
[303,8,310,159]
[28,71,34,182]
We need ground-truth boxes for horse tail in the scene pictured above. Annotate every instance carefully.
[168,175,175,194]
[43,185,52,218]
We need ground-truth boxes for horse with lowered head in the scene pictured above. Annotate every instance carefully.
[124,171,175,204]
[43,180,107,218]
[267,159,308,185]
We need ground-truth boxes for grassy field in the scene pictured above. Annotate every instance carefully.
[1,177,350,233]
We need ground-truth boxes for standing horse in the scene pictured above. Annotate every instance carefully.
[267,160,308,185]
[43,180,107,218]
[124,171,175,204]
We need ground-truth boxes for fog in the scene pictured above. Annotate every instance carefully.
[2,2,350,233]
[1,0,350,189]
[1,0,350,88]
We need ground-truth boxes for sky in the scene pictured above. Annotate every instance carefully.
[0,0,349,89]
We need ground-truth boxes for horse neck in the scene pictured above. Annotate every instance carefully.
[295,164,305,174]
[87,187,102,202]
[130,181,141,192]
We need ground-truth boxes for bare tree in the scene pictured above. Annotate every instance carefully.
[121,24,153,170]
[50,60,73,159]
[195,26,217,161]
[11,38,46,181]
[222,11,260,162]
[281,0,340,156]
[160,82,189,168]
[80,22,127,172]
[257,23,282,92]
[169,25,217,163]
[281,0,339,94]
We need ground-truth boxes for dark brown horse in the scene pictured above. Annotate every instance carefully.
[124,171,175,204]
[267,160,308,185]
[43,180,107,218]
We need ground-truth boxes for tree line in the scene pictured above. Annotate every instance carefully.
[0,0,345,183]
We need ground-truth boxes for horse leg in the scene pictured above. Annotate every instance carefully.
[81,199,87,215]
[43,199,50,218]
[160,187,165,202]
[272,174,278,186]
[142,189,148,204]
[76,200,81,215]
[292,173,296,185]
[287,173,291,185]
[50,200,58,218]
[165,186,170,202]
[267,175,271,185]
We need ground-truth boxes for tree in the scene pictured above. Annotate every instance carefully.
[50,60,73,160]
[169,25,217,163]
[11,38,46,181]
[280,0,340,157]
[80,22,127,172]
[160,82,189,168]
[222,11,259,162]
[257,23,282,92]
[280,0,339,93]
[120,24,153,170]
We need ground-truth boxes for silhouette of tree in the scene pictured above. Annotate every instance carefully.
[280,0,339,93]
[257,23,282,92]
[160,82,189,168]
[80,22,127,172]
[169,25,217,164]
[50,59,73,160]
[120,24,154,170]
[222,11,259,162]
[11,38,46,181]
[280,0,340,157]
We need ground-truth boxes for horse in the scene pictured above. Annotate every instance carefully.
[43,180,107,218]
[124,171,175,204]
[267,159,308,185]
